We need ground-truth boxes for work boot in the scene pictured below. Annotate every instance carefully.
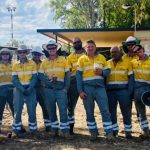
[139,130,150,139]
[125,132,133,139]
[90,133,98,141]
[106,132,114,141]
[50,130,59,137]
[113,131,118,137]
[29,131,38,138]
[60,132,73,140]
[45,126,51,132]
[15,132,25,138]
[69,123,74,135]
[20,126,26,133]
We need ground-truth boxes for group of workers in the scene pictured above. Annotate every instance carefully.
[0,35,150,141]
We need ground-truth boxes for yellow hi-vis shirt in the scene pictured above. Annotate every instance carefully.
[12,60,37,85]
[0,63,12,86]
[77,54,109,81]
[132,57,150,84]
[107,59,133,85]
[36,63,41,71]
[122,54,138,63]
[67,52,85,76]
[39,56,69,82]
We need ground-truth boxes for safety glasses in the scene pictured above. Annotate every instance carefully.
[18,51,27,54]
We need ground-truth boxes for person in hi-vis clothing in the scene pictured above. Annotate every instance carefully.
[76,40,113,141]
[12,45,37,137]
[39,40,72,139]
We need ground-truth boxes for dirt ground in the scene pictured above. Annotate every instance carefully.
[0,99,150,150]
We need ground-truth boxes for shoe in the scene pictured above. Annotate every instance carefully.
[126,134,133,139]
[15,132,25,138]
[69,124,74,135]
[139,130,150,139]
[113,131,118,137]
[106,133,114,141]
[29,131,38,137]
[60,132,73,140]
[20,126,26,133]
[50,130,58,137]
[125,132,133,139]
[45,126,51,132]
[90,133,98,141]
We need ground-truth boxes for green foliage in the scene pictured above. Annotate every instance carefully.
[49,0,100,28]
[6,39,24,47]
[49,0,150,28]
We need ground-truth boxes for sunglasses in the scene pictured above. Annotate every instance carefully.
[18,51,27,54]
[47,46,57,50]
[32,53,42,56]
[73,41,81,44]
[1,53,9,55]
[127,42,136,46]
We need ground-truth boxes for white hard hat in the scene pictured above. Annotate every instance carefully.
[16,45,31,54]
[17,45,29,51]
[0,48,13,55]
[42,40,61,51]
[31,46,44,55]
[126,36,136,42]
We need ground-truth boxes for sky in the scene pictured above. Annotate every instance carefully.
[0,0,61,47]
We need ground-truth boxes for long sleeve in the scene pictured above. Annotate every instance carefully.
[64,71,70,90]
[103,58,111,77]
[64,59,70,90]
[38,72,51,86]
[76,57,84,93]
[103,68,111,77]
[29,73,37,88]
[12,63,25,92]
[76,70,83,93]
[128,61,134,98]
[12,75,25,92]
[128,74,134,98]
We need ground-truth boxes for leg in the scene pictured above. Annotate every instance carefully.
[13,88,24,133]
[57,89,69,134]
[67,82,79,134]
[117,89,132,138]
[6,88,14,117]
[44,88,58,135]
[25,89,37,133]
[36,87,50,130]
[83,85,98,136]
[0,96,7,130]
[107,90,118,136]
[95,87,113,135]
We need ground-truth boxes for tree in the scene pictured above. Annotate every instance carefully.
[98,0,150,28]
[49,0,100,28]
[49,0,150,28]
[6,39,24,47]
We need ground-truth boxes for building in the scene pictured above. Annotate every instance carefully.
[37,27,150,56]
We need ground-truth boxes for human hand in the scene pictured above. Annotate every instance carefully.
[50,74,58,81]
[79,92,87,100]
[94,68,103,76]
